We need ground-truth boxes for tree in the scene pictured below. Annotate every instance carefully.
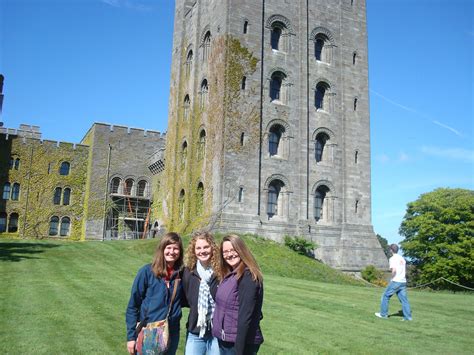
[399,188,474,290]
[376,234,390,259]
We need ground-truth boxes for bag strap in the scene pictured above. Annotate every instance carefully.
[166,277,180,319]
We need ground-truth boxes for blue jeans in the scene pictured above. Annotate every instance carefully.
[217,340,260,355]
[380,281,412,320]
[185,332,219,355]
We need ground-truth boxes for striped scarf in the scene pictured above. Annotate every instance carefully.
[196,260,215,338]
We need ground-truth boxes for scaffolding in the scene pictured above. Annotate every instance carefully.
[104,193,152,240]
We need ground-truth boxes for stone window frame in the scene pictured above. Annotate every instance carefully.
[263,174,292,221]
[2,182,10,200]
[243,18,249,34]
[63,187,71,205]
[136,179,149,197]
[311,180,337,224]
[266,14,294,53]
[49,216,59,236]
[312,127,337,165]
[200,78,209,110]
[178,189,186,221]
[59,161,70,176]
[310,27,336,64]
[181,140,188,170]
[185,46,193,78]
[200,27,211,62]
[183,94,191,120]
[7,212,19,233]
[53,187,62,205]
[110,176,122,194]
[11,182,20,201]
[265,119,292,160]
[268,67,292,105]
[196,181,204,215]
[124,178,135,196]
[198,128,206,161]
[60,216,71,236]
[313,78,335,113]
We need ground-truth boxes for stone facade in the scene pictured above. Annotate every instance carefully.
[0,123,165,240]
[162,0,387,270]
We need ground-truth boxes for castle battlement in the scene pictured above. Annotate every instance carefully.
[91,122,166,140]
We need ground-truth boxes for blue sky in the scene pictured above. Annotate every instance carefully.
[1,0,473,245]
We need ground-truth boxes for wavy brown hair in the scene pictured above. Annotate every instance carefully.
[185,231,219,272]
[151,232,184,278]
[217,234,263,284]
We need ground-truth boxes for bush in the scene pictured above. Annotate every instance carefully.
[361,265,384,284]
[284,236,316,257]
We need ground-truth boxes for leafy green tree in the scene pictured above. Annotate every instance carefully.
[399,188,474,290]
[376,234,390,259]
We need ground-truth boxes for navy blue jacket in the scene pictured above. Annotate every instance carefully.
[125,264,183,341]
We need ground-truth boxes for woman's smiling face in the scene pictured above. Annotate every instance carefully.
[195,239,212,266]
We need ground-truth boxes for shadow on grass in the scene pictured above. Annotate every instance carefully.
[389,310,404,318]
[0,242,61,262]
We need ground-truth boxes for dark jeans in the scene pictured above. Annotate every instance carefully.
[218,340,260,355]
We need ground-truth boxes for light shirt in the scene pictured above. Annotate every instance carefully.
[389,253,407,283]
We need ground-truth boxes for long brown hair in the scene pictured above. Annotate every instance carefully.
[217,234,263,284]
[185,231,219,271]
[151,232,184,278]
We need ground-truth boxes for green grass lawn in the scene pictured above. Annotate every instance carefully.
[1,238,473,354]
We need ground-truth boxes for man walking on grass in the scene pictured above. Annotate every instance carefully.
[375,244,412,321]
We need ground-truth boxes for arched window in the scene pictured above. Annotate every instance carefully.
[267,180,284,218]
[315,83,329,110]
[270,72,283,102]
[2,183,10,200]
[202,31,211,61]
[271,23,283,50]
[240,132,245,146]
[315,133,329,162]
[0,212,7,232]
[8,213,18,233]
[354,98,358,111]
[238,187,244,202]
[198,130,206,160]
[353,52,357,65]
[243,21,248,34]
[14,158,20,170]
[137,180,147,197]
[59,161,70,176]
[269,124,285,156]
[314,34,330,62]
[178,189,185,221]
[49,216,59,236]
[124,179,134,196]
[183,95,190,120]
[181,141,188,169]
[200,79,208,109]
[185,50,193,77]
[241,76,246,90]
[53,187,62,205]
[11,183,20,201]
[110,177,121,194]
[63,188,71,205]
[196,182,204,215]
[60,217,70,236]
[355,150,359,164]
[314,185,330,222]
[9,157,14,169]
[355,199,359,214]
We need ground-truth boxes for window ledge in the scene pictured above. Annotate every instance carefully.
[271,100,286,106]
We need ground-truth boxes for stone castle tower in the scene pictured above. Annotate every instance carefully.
[161,0,387,270]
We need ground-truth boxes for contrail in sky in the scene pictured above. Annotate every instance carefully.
[370,89,463,137]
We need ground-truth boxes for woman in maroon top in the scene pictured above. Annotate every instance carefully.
[212,234,264,355]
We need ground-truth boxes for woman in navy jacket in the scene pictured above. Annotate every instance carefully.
[126,232,184,355]
[212,234,264,355]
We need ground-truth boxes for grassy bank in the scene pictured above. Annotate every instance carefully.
[0,238,473,354]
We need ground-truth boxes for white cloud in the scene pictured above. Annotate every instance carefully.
[421,146,474,162]
[370,89,463,138]
[100,0,152,11]
[376,153,390,163]
[398,152,409,162]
